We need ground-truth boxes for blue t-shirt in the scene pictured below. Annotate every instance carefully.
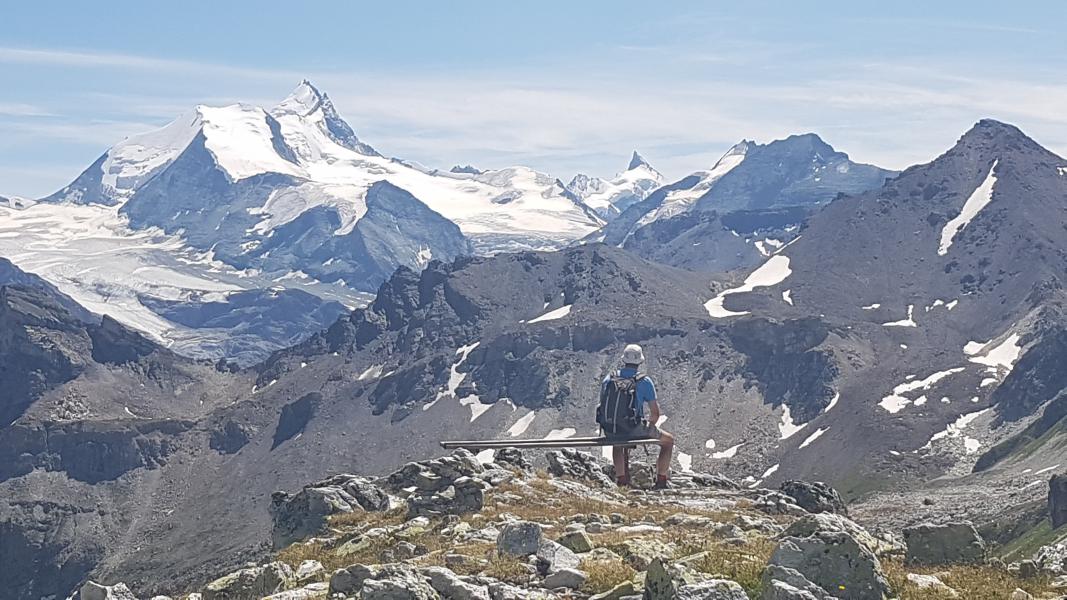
[602,367,657,418]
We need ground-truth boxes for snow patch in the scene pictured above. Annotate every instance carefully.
[782,290,793,305]
[677,452,693,472]
[823,392,840,413]
[544,428,577,440]
[799,427,828,449]
[1036,464,1062,475]
[778,404,806,440]
[882,305,917,327]
[711,443,741,459]
[705,255,791,318]
[507,411,536,437]
[704,439,716,450]
[879,367,966,413]
[359,365,384,381]
[938,160,998,255]
[862,303,881,310]
[475,449,495,465]
[527,304,572,324]
[966,334,1022,373]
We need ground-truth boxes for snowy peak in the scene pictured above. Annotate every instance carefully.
[627,150,652,171]
[271,80,379,157]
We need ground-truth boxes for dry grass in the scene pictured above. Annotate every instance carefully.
[580,557,637,594]
[328,507,408,529]
[883,559,1058,599]
[483,554,532,585]
[674,537,775,597]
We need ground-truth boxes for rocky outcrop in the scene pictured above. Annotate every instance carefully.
[544,449,614,487]
[778,481,848,516]
[79,581,140,600]
[269,475,390,549]
[765,530,890,600]
[202,562,295,600]
[903,522,987,566]
[1049,474,1067,528]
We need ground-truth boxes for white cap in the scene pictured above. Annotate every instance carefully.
[622,344,645,365]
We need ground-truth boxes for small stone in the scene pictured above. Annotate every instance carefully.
[536,539,581,573]
[1010,589,1034,600]
[906,573,959,598]
[589,581,637,600]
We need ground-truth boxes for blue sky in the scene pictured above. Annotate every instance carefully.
[1,1,1065,197]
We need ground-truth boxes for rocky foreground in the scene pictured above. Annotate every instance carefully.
[79,449,1067,600]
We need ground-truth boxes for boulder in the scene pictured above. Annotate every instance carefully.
[203,562,296,600]
[494,448,532,471]
[498,521,545,556]
[270,474,390,548]
[784,513,887,557]
[619,538,675,570]
[1050,474,1067,528]
[766,531,890,600]
[1034,541,1067,574]
[80,581,140,600]
[536,540,581,573]
[545,449,615,487]
[423,566,491,600]
[760,565,834,600]
[903,522,986,566]
[388,450,484,492]
[293,560,325,585]
[644,558,748,600]
[905,574,958,598]
[487,581,559,600]
[407,476,486,518]
[543,568,588,590]
[778,481,848,516]
[362,567,441,600]
[558,530,594,553]
[330,564,379,595]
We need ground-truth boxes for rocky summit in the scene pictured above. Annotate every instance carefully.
[76,449,1067,599]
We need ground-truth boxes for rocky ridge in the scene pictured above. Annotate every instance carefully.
[77,449,1067,600]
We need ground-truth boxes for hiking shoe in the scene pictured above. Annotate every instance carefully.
[653,477,670,490]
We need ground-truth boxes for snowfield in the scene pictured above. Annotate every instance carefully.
[938,160,998,255]
[705,255,792,318]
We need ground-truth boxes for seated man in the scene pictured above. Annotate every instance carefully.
[598,344,675,489]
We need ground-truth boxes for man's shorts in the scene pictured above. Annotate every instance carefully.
[605,421,661,440]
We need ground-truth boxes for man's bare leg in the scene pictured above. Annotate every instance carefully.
[656,431,675,479]
[612,446,629,486]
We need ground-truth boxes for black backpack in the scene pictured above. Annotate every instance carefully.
[596,372,644,435]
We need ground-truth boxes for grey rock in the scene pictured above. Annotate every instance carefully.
[407,476,486,518]
[905,574,958,598]
[784,513,888,557]
[261,582,330,600]
[362,571,440,600]
[903,522,987,566]
[543,568,588,589]
[643,557,710,599]
[558,530,594,553]
[329,564,379,595]
[536,540,581,573]
[544,449,615,487]
[761,579,825,600]
[766,531,889,600]
[619,538,675,570]
[493,448,532,471]
[269,474,390,548]
[497,521,544,556]
[80,581,140,600]
[1034,541,1067,574]
[423,566,491,600]
[202,562,296,600]
[676,580,750,599]
[778,481,848,516]
[293,560,325,585]
[1050,474,1067,528]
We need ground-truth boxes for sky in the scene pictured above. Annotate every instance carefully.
[1,1,1065,197]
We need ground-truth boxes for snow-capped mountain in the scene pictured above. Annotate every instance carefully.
[593,134,895,274]
[566,151,664,219]
[48,80,602,253]
[0,81,604,363]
